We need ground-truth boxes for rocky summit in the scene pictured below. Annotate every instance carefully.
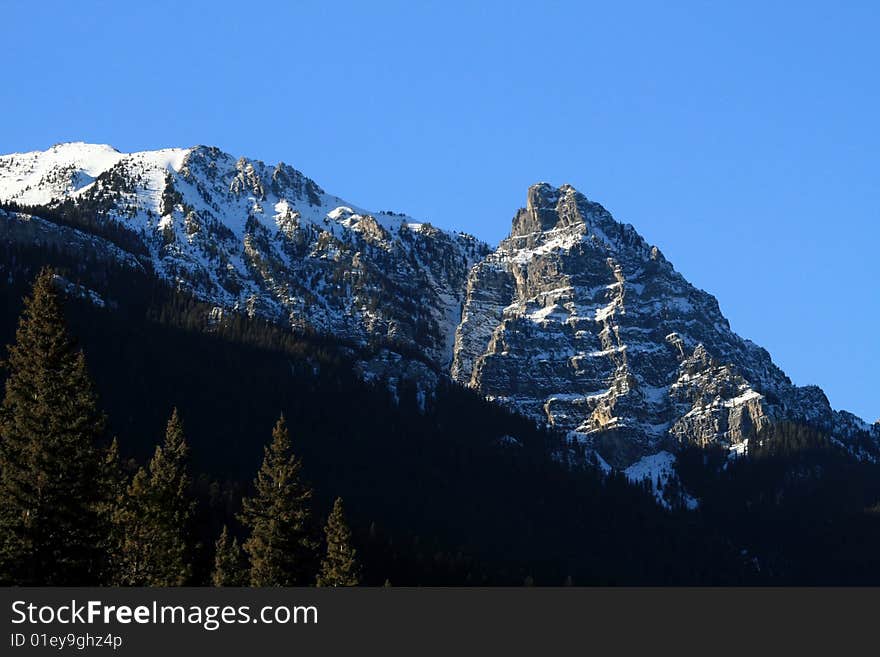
[451,183,878,467]
[0,143,876,469]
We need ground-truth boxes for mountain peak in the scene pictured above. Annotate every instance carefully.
[49,141,121,154]
[511,182,582,238]
[507,182,622,249]
[454,180,877,467]
[524,181,581,212]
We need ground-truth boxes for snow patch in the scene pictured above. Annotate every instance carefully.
[624,451,698,510]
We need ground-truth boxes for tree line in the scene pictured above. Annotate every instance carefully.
[0,269,359,587]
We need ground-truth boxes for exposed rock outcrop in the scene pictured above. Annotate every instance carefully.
[451,183,874,467]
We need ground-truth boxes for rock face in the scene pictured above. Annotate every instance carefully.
[1,145,876,467]
[452,183,876,467]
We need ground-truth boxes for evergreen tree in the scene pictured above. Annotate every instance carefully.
[239,415,318,586]
[113,409,194,585]
[99,438,127,505]
[0,268,106,585]
[317,497,360,587]
[212,525,247,587]
[97,437,128,584]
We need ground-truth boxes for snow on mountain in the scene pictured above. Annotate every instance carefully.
[624,451,698,510]
[0,142,127,205]
[0,142,488,371]
[0,144,875,474]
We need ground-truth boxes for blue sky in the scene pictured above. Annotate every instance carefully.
[2,1,878,421]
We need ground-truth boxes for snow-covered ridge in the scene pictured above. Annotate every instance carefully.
[0,142,489,369]
[0,142,188,206]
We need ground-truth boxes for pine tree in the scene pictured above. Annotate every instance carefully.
[239,415,318,586]
[212,525,247,587]
[96,437,128,584]
[113,409,194,585]
[99,438,127,506]
[0,268,106,585]
[317,497,360,587]
[112,467,148,584]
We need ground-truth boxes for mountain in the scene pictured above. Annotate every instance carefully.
[1,142,876,474]
[0,142,487,381]
[451,183,879,468]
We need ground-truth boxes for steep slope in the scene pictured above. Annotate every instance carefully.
[0,142,487,370]
[452,183,878,467]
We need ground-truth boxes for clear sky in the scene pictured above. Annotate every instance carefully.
[2,1,877,421]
